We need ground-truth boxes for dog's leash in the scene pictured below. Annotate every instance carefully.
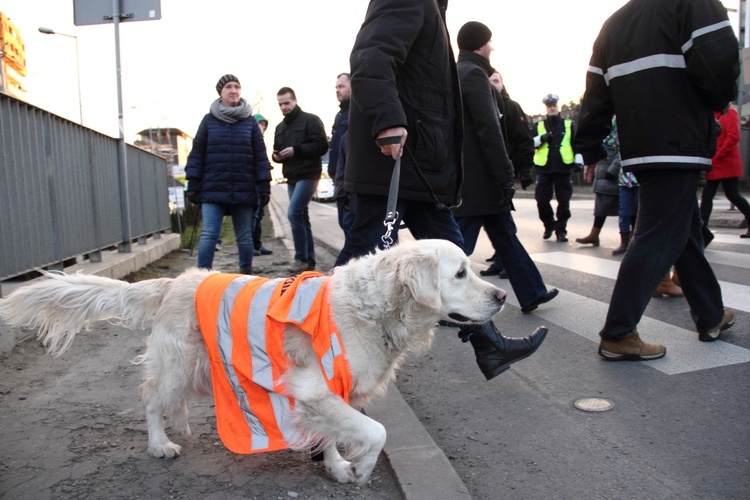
[376,136,402,250]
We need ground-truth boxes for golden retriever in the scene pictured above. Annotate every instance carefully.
[0,239,506,484]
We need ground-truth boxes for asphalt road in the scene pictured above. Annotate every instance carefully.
[276,185,750,500]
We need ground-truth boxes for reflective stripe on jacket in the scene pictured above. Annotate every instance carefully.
[195,271,351,454]
[534,120,575,166]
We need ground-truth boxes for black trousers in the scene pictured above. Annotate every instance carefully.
[535,172,572,234]
[600,170,724,340]
[700,177,750,223]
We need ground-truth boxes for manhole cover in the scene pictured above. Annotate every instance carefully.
[574,398,614,412]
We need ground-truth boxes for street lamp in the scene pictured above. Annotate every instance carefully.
[38,27,83,125]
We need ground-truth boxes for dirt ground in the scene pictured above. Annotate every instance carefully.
[0,230,403,499]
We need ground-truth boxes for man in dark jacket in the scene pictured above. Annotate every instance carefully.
[575,0,739,361]
[336,0,547,381]
[454,21,558,315]
[329,73,353,235]
[490,71,535,190]
[272,87,329,273]
[481,70,535,277]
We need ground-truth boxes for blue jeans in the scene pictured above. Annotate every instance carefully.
[457,213,548,308]
[337,197,355,238]
[287,179,318,265]
[601,170,724,340]
[197,203,256,270]
[335,193,464,267]
[618,186,639,233]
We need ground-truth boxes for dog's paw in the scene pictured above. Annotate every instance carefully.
[148,442,183,459]
[325,457,357,484]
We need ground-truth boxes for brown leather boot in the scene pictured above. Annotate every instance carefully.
[612,232,631,255]
[654,272,683,297]
[599,331,666,361]
[575,226,601,246]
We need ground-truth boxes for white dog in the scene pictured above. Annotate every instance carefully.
[0,239,505,485]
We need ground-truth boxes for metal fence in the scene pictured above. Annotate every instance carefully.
[0,93,171,281]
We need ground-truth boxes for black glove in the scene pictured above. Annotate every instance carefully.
[185,190,201,205]
[259,192,270,207]
[185,180,201,205]
[520,174,534,190]
[604,172,617,181]
[539,133,551,144]
[571,164,583,174]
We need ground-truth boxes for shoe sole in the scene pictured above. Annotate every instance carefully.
[484,327,549,380]
[698,317,735,342]
[598,346,666,361]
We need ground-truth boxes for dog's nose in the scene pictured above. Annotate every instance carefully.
[494,290,506,305]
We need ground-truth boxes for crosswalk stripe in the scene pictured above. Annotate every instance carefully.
[529,252,750,313]
[495,284,750,375]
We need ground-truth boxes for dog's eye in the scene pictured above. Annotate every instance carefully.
[456,268,467,279]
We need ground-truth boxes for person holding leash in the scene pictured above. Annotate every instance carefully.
[336,0,548,381]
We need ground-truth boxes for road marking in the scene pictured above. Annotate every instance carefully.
[497,285,750,375]
[529,252,750,313]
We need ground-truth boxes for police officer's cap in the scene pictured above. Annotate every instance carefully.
[542,94,559,105]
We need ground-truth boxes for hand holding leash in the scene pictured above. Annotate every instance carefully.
[376,127,407,159]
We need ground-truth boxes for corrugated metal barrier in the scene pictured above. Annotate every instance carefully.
[0,93,170,281]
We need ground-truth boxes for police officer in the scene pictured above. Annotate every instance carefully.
[533,94,583,242]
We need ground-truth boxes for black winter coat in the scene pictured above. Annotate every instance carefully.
[273,106,328,183]
[454,50,515,217]
[328,99,349,181]
[185,113,271,206]
[496,87,534,183]
[575,0,739,172]
[344,0,463,207]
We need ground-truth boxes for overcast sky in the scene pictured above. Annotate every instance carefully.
[0,0,741,141]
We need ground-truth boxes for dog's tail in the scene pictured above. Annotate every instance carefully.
[0,271,174,356]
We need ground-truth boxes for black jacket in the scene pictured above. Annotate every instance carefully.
[575,0,739,171]
[344,0,463,207]
[328,99,349,181]
[496,87,534,184]
[273,105,328,182]
[454,50,515,217]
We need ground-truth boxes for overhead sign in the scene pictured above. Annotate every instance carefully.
[73,0,161,26]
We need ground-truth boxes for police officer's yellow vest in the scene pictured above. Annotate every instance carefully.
[534,120,575,166]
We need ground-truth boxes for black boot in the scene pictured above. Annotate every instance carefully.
[461,322,549,380]
[239,266,253,275]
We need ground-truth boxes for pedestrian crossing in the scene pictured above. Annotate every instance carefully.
[530,251,750,313]
[478,250,750,375]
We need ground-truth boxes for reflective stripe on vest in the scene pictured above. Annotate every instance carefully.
[533,120,575,166]
[195,271,351,454]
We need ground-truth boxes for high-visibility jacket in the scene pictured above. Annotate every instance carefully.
[534,120,575,166]
[195,271,351,454]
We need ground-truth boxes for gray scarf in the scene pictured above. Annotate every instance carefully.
[210,97,252,123]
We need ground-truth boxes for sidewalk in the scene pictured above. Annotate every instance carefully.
[0,204,471,499]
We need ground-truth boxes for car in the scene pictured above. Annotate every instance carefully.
[312,161,335,202]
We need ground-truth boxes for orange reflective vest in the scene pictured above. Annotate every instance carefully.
[195,271,351,454]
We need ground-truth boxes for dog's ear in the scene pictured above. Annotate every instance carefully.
[398,248,441,309]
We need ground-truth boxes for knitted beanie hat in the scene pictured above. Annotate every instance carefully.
[216,74,240,94]
[457,21,492,51]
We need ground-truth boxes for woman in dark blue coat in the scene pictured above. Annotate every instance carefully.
[186,74,272,273]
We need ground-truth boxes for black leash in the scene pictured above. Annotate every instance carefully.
[376,136,402,250]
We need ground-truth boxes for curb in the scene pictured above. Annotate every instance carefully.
[266,197,471,500]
